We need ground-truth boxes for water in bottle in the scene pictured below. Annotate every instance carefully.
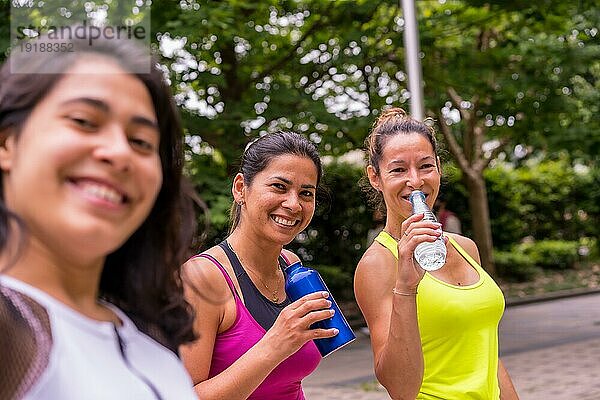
[408,190,447,271]
[284,261,356,357]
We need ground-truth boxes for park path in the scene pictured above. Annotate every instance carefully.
[303,292,600,399]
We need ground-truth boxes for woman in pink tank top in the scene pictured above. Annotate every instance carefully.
[180,132,339,399]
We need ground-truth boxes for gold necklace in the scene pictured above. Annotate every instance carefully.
[227,241,283,302]
[245,266,283,302]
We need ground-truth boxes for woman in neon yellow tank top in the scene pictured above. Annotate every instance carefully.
[354,108,520,400]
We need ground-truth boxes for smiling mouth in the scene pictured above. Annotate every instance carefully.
[271,215,299,227]
[70,179,128,205]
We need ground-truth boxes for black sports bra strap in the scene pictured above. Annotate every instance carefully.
[219,241,288,274]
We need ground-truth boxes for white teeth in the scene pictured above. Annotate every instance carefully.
[272,216,296,226]
[79,181,123,204]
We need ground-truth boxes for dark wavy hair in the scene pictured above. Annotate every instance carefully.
[229,131,323,232]
[0,29,197,351]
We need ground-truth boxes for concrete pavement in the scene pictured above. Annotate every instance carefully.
[303,292,600,399]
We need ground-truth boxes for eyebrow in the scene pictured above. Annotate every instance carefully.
[273,176,316,190]
[60,97,159,130]
[388,155,435,166]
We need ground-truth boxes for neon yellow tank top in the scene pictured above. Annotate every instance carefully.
[375,231,504,399]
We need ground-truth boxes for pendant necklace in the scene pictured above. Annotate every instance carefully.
[245,266,282,302]
[227,241,282,302]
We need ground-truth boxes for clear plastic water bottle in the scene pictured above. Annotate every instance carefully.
[408,190,447,271]
[284,261,356,357]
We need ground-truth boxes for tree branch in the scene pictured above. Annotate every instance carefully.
[343,86,370,108]
[436,113,471,174]
[250,19,324,86]
[473,137,510,173]
[447,87,469,122]
[447,87,473,163]
[360,62,372,112]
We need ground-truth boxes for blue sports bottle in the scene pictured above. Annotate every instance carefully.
[284,261,356,357]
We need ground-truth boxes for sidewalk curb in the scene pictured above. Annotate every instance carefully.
[505,287,600,307]
[347,288,600,328]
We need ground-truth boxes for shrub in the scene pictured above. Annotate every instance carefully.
[494,251,540,282]
[312,264,353,299]
[515,240,579,270]
[485,157,599,250]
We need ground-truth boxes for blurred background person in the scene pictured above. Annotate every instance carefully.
[435,194,462,234]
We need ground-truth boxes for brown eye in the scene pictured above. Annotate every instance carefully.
[129,136,157,153]
[70,117,97,131]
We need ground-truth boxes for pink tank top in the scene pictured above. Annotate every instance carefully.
[195,254,321,400]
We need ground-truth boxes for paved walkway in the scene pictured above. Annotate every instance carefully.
[303,293,600,399]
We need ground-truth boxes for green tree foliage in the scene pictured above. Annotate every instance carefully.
[1,1,597,281]
[0,0,150,61]
[151,0,597,248]
[0,0,11,59]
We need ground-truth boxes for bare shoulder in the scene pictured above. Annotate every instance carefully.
[281,248,301,265]
[446,232,481,264]
[354,243,397,341]
[357,242,396,272]
[182,246,232,303]
[355,242,397,289]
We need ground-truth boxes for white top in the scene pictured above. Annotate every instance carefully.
[0,276,197,400]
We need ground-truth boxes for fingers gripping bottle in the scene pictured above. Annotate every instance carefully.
[284,262,356,357]
[408,190,447,271]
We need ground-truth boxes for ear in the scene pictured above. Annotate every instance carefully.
[436,156,442,175]
[231,173,246,204]
[0,132,16,172]
[366,165,381,192]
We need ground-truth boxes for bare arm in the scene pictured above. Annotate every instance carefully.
[498,359,519,400]
[354,214,440,399]
[180,257,336,400]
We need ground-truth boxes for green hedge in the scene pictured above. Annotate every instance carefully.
[514,240,579,270]
[484,156,599,251]
[494,251,540,282]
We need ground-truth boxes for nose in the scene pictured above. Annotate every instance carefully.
[406,168,424,190]
[93,126,132,173]
[282,192,302,213]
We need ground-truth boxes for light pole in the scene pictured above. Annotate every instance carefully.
[400,0,424,120]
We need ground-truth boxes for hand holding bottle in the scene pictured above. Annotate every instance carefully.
[396,213,433,291]
[262,291,338,360]
[284,262,356,357]
[408,191,447,271]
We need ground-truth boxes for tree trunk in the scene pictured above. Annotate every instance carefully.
[463,172,496,275]
[435,87,506,276]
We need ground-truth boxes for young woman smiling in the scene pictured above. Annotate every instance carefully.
[181,131,337,399]
[0,32,198,399]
